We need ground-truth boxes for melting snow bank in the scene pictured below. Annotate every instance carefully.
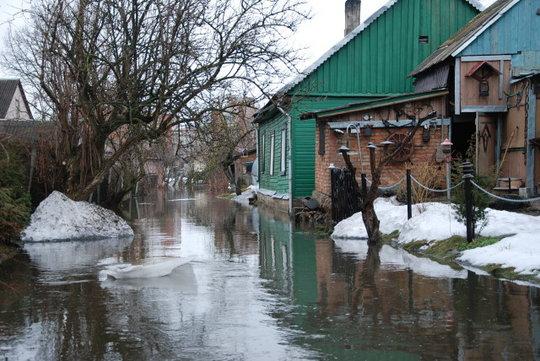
[332,197,540,281]
[21,191,134,242]
[99,257,191,280]
[233,185,258,206]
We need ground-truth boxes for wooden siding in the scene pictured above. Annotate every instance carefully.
[458,0,540,75]
[459,60,512,110]
[258,114,289,194]
[295,0,478,96]
[291,97,370,198]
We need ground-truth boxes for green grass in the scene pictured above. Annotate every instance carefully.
[381,230,400,244]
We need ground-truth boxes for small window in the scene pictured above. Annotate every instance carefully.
[260,134,266,173]
[269,132,275,176]
[419,35,429,44]
[280,127,287,175]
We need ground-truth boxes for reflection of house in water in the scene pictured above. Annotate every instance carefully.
[257,210,540,360]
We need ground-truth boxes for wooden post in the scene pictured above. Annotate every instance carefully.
[462,162,475,243]
[406,169,412,220]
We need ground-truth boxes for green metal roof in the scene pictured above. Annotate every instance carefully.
[301,89,449,119]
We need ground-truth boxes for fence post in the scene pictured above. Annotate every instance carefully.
[361,173,367,198]
[462,162,475,243]
[406,169,412,220]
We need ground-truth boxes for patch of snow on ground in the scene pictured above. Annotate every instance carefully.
[459,232,540,276]
[331,198,406,239]
[332,197,540,279]
[233,185,258,206]
[21,191,134,242]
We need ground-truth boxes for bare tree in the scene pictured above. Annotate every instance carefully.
[345,108,437,245]
[185,98,256,194]
[4,0,307,202]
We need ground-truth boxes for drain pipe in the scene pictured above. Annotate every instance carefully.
[276,105,293,215]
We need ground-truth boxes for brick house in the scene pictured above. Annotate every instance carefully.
[302,90,450,211]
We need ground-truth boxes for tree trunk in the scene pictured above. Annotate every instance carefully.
[362,200,381,245]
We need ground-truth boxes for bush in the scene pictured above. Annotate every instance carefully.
[450,138,495,237]
[0,142,31,244]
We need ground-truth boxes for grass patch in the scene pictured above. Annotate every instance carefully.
[457,235,509,251]
[403,240,429,253]
[381,230,400,244]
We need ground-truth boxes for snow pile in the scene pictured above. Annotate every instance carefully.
[332,197,540,278]
[458,233,540,276]
[21,191,134,242]
[99,257,191,280]
[331,197,406,239]
[233,185,258,206]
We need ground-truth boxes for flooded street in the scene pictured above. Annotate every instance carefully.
[1,191,540,361]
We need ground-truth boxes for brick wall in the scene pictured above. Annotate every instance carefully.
[315,123,449,197]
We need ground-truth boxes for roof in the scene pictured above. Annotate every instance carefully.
[0,119,54,142]
[301,89,449,119]
[411,0,517,77]
[278,0,484,96]
[0,79,33,120]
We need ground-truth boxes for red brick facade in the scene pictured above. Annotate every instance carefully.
[313,94,450,206]
[315,125,448,197]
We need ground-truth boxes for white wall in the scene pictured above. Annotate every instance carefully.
[3,84,32,120]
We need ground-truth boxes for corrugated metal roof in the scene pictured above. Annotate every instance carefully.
[303,89,449,119]
[279,0,484,96]
[410,0,516,76]
[0,79,20,119]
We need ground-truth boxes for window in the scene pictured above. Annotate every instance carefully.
[418,35,429,44]
[269,132,275,176]
[260,133,266,173]
[280,127,287,175]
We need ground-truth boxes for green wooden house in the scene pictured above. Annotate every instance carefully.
[254,0,482,213]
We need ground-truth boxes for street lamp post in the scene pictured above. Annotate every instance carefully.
[441,138,453,200]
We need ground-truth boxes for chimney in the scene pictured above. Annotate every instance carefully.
[344,0,361,36]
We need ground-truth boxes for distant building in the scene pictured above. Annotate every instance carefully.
[0,79,33,121]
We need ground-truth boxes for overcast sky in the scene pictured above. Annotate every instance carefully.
[0,0,496,77]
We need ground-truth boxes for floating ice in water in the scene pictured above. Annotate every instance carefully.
[99,257,191,280]
[168,198,196,202]
[21,191,134,242]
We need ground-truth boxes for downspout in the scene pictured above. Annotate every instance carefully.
[276,105,293,215]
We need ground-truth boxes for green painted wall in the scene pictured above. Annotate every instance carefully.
[258,114,289,194]
[295,0,478,96]
[291,96,369,198]
[259,0,479,198]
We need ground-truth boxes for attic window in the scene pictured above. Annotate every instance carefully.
[536,8,540,15]
[419,35,429,44]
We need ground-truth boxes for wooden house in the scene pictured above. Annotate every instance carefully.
[254,0,482,213]
[411,0,540,195]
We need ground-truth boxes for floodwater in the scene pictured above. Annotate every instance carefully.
[1,191,540,361]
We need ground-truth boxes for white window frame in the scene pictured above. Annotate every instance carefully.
[260,133,265,173]
[280,127,287,175]
[269,132,275,176]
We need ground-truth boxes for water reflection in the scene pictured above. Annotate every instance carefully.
[0,190,539,361]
